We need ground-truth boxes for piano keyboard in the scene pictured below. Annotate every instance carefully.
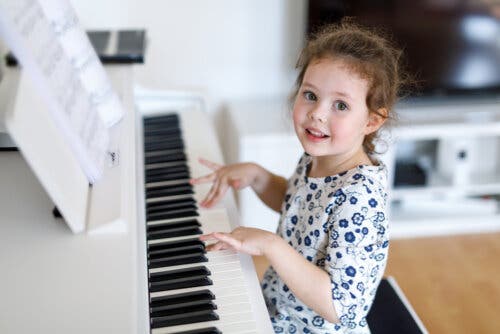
[142,113,260,334]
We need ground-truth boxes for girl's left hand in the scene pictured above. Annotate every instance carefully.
[199,227,275,256]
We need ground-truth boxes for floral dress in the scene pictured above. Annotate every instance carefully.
[261,153,389,334]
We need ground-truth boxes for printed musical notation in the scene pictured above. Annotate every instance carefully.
[0,0,124,183]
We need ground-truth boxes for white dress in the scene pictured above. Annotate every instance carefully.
[261,153,390,334]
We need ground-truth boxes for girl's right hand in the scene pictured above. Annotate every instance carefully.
[190,158,260,208]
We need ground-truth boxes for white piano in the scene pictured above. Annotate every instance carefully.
[0,63,274,333]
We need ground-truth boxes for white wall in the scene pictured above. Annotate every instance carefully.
[70,0,307,116]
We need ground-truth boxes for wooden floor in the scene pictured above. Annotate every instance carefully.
[252,232,500,334]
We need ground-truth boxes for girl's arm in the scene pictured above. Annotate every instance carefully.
[201,228,339,323]
[190,158,287,212]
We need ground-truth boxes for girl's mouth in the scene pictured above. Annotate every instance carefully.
[306,128,329,139]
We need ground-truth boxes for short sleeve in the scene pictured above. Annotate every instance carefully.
[323,181,389,331]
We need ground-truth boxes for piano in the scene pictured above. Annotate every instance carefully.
[0,64,274,333]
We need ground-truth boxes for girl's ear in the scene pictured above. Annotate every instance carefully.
[365,108,387,135]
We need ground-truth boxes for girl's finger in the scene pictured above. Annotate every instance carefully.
[190,172,216,185]
[199,233,215,242]
[206,241,229,252]
[212,232,241,250]
[198,158,222,171]
[201,177,221,207]
[206,182,229,207]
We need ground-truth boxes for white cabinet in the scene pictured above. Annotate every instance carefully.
[222,97,500,238]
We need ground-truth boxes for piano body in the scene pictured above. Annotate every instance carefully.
[0,63,273,333]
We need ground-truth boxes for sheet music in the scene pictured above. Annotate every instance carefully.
[0,0,124,183]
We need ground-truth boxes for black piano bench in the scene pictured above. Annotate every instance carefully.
[367,277,428,334]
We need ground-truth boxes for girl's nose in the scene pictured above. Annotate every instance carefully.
[307,106,326,123]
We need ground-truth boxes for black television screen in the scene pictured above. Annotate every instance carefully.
[307,0,500,98]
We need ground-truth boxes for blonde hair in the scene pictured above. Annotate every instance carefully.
[291,19,404,154]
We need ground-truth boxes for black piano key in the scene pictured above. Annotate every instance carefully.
[149,245,205,263]
[148,244,205,258]
[150,289,215,309]
[147,198,196,213]
[148,238,205,253]
[143,126,181,137]
[147,207,198,221]
[148,219,201,231]
[151,309,219,328]
[146,171,190,183]
[147,225,202,240]
[150,265,210,280]
[145,150,185,162]
[145,161,188,171]
[151,299,216,315]
[148,252,208,269]
[146,165,190,177]
[151,300,217,318]
[144,134,183,146]
[149,275,213,292]
[143,114,179,125]
[145,151,187,165]
[149,289,215,309]
[146,184,194,198]
[147,203,197,215]
[145,140,184,153]
[172,328,222,334]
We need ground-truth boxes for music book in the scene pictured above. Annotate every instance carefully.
[0,0,124,184]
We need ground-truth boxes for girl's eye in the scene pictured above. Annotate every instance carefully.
[334,101,349,111]
[303,91,317,101]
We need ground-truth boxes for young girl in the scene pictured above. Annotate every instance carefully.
[191,21,402,333]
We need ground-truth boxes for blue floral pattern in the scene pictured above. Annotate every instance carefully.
[262,153,389,333]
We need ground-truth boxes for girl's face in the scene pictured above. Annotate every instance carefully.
[292,57,375,163]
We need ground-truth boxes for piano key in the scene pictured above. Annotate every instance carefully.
[146,178,192,189]
[148,252,208,269]
[146,164,190,176]
[171,327,221,334]
[147,225,203,240]
[151,300,218,318]
[146,171,190,184]
[145,135,184,146]
[152,312,257,334]
[148,237,204,252]
[145,147,185,159]
[149,275,213,292]
[143,127,182,137]
[147,219,201,231]
[151,309,219,329]
[147,198,197,212]
[147,208,198,222]
[146,160,189,171]
[145,151,187,165]
[145,141,184,153]
[148,244,205,258]
[146,183,194,199]
[143,113,179,123]
[151,289,214,308]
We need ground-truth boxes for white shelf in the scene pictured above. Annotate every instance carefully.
[392,170,500,201]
